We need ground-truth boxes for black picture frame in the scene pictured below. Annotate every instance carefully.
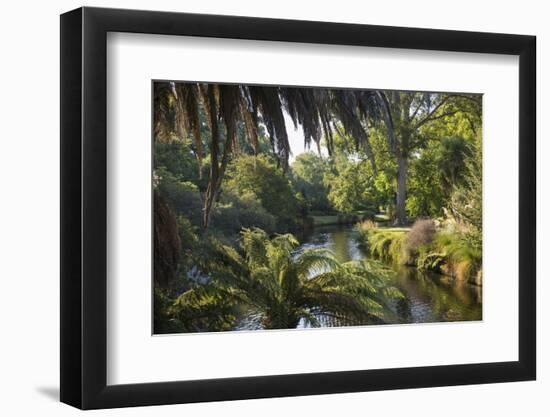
[60,6,536,410]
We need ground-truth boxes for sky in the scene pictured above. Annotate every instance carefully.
[284,112,307,162]
[283,112,330,163]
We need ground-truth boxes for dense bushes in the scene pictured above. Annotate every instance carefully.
[291,152,332,213]
[407,136,475,219]
[211,191,276,235]
[405,219,436,252]
[168,228,405,331]
[357,219,482,285]
[431,230,482,283]
[364,228,407,264]
[159,179,203,226]
[224,155,302,231]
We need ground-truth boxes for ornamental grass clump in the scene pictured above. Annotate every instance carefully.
[367,229,408,265]
[434,231,482,283]
[405,219,436,253]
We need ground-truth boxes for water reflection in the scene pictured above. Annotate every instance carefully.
[298,224,482,325]
[392,266,482,323]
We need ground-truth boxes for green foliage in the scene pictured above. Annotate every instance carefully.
[433,231,482,282]
[171,228,404,330]
[290,152,332,213]
[318,129,397,215]
[154,287,185,334]
[211,191,277,235]
[176,215,199,271]
[407,136,473,218]
[325,160,379,213]
[406,145,445,218]
[311,213,369,227]
[153,84,485,335]
[416,249,446,272]
[449,135,482,230]
[170,283,237,332]
[224,155,301,231]
[437,136,473,193]
[154,141,207,189]
[357,219,481,284]
[363,229,408,264]
[158,179,203,227]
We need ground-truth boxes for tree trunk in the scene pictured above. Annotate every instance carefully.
[395,154,408,226]
[202,86,236,229]
[153,190,181,288]
[203,180,217,229]
[202,86,221,229]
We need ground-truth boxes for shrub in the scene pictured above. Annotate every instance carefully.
[224,155,301,232]
[177,216,199,274]
[416,247,446,273]
[432,231,482,283]
[367,229,407,264]
[357,219,377,234]
[357,219,481,284]
[211,191,276,236]
[406,219,436,253]
[158,179,203,227]
[154,287,181,334]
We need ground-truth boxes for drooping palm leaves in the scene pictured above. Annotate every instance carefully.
[171,228,404,331]
[153,82,395,228]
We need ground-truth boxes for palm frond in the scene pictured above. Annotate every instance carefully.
[294,248,339,277]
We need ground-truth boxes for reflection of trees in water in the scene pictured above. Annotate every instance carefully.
[330,229,354,262]
[296,225,482,326]
[393,266,482,323]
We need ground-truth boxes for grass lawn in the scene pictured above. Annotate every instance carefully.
[377,227,410,232]
[311,215,346,226]
[310,214,361,226]
[374,213,391,222]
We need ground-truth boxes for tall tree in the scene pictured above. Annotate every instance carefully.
[384,92,481,225]
[154,82,395,228]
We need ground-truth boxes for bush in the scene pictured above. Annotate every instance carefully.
[434,231,482,283]
[211,191,276,236]
[356,217,481,284]
[158,179,203,227]
[404,219,436,262]
[357,219,377,234]
[411,230,482,284]
[224,155,301,232]
[367,229,408,264]
[177,216,199,274]
[154,287,181,334]
[406,219,436,252]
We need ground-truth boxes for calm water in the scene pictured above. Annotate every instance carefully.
[297,224,482,325]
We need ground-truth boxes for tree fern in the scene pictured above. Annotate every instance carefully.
[170,228,404,330]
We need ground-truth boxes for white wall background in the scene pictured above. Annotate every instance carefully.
[0,0,545,415]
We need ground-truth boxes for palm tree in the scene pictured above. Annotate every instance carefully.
[170,228,403,331]
[154,82,395,229]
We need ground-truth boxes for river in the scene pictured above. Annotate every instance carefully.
[297,224,482,325]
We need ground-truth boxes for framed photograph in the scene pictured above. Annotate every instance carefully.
[60,6,536,409]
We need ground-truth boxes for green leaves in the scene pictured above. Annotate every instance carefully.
[170,229,404,330]
[224,155,301,230]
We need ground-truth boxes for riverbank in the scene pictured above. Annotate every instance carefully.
[297,223,482,324]
[309,210,376,227]
[356,220,483,286]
